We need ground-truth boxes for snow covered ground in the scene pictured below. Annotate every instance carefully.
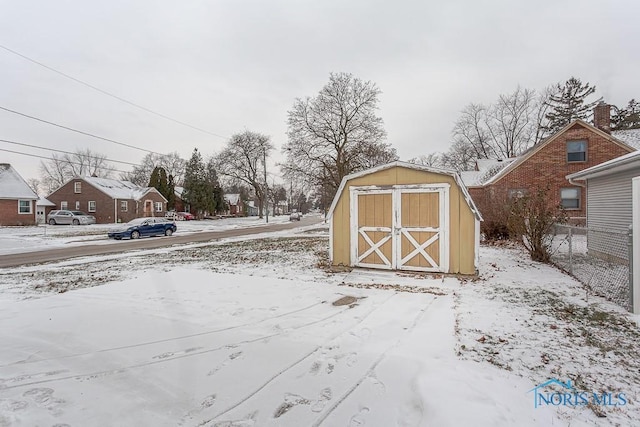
[0,215,291,255]
[0,226,639,426]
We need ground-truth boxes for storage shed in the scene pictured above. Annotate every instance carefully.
[328,161,482,274]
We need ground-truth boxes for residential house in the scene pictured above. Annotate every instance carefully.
[36,197,56,224]
[173,186,190,213]
[0,163,38,226]
[46,176,168,224]
[224,193,244,216]
[245,200,259,216]
[566,148,640,263]
[274,200,289,215]
[463,104,638,224]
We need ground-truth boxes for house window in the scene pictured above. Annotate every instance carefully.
[508,188,528,199]
[75,201,80,210]
[120,201,128,212]
[155,202,163,212]
[567,140,587,162]
[61,201,68,210]
[88,201,96,212]
[560,187,581,209]
[74,182,82,193]
[18,200,32,214]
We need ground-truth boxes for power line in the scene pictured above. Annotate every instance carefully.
[0,138,140,167]
[0,147,131,174]
[0,44,228,140]
[0,105,164,155]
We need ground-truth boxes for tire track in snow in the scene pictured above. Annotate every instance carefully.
[0,301,324,368]
[310,296,438,427]
[0,300,360,391]
[201,292,399,426]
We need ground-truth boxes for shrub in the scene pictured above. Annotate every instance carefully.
[507,187,567,262]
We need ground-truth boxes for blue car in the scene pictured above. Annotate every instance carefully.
[108,217,177,240]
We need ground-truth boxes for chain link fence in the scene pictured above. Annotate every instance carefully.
[551,224,633,310]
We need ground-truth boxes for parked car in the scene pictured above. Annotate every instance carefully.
[165,211,195,221]
[47,210,96,225]
[108,217,177,240]
[290,211,301,221]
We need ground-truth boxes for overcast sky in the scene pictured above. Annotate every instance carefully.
[1,0,639,188]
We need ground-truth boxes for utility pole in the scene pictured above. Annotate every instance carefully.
[263,144,268,223]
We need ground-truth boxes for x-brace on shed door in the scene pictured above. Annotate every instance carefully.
[350,184,449,272]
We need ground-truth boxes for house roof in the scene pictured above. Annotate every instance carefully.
[567,149,640,181]
[0,163,38,200]
[482,120,637,186]
[174,186,184,198]
[36,196,56,206]
[327,161,482,221]
[224,193,241,205]
[82,176,167,202]
[612,128,640,150]
[460,158,515,187]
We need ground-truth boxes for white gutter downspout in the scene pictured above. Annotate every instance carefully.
[568,177,586,188]
[114,199,118,223]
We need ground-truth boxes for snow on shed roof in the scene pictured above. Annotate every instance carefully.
[328,161,482,221]
[83,176,162,201]
[0,163,38,200]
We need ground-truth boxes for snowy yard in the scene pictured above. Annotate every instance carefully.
[1,226,639,426]
[0,215,292,256]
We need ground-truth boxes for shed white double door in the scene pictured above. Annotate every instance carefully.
[350,184,449,272]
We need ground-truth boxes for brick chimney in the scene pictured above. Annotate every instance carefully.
[593,102,611,133]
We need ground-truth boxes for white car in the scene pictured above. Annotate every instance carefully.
[47,210,96,225]
[289,211,301,221]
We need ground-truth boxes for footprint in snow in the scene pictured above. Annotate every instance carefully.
[201,394,216,408]
[349,406,370,426]
[311,387,332,413]
[346,352,358,367]
[273,393,310,418]
[0,398,28,411]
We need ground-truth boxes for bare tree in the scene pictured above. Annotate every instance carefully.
[533,85,559,144]
[121,152,186,187]
[485,86,537,157]
[440,140,478,171]
[215,130,273,218]
[283,72,396,199]
[27,178,41,196]
[39,148,115,193]
[408,153,444,167]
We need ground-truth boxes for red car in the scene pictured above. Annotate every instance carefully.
[165,211,195,221]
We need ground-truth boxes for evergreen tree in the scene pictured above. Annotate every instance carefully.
[543,77,602,134]
[148,166,172,206]
[148,166,161,189]
[182,149,208,216]
[167,174,176,210]
[611,99,640,130]
[204,158,224,215]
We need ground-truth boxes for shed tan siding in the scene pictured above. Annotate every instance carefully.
[331,166,476,274]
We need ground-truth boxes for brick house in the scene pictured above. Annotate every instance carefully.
[463,105,637,223]
[223,193,243,216]
[46,176,168,224]
[0,163,38,226]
